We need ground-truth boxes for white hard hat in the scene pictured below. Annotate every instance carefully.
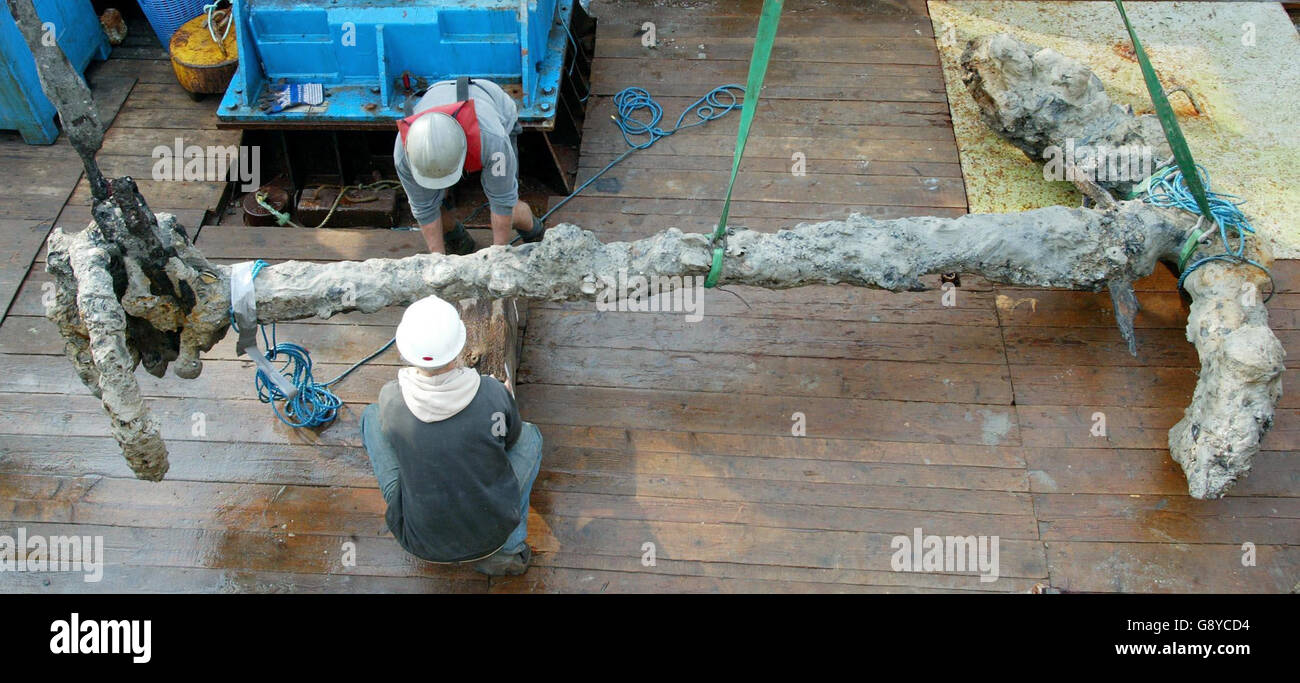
[405,112,467,189]
[395,295,466,368]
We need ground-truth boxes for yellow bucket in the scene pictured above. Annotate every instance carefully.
[169,9,238,95]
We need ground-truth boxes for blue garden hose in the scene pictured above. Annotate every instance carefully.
[539,84,744,224]
[237,260,395,428]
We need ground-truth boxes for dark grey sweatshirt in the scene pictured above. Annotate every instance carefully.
[377,376,522,563]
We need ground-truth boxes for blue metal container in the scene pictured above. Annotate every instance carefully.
[0,0,110,144]
[217,0,575,128]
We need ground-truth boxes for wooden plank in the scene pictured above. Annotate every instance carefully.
[1013,364,1300,409]
[541,444,1027,492]
[522,309,1008,363]
[0,513,1045,585]
[0,386,1020,464]
[541,423,1027,470]
[96,126,241,157]
[0,472,1036,540]
[0,521,486,586]
[1044,541,1300,593]
[0,435,377,487]
[120,82,219,108]
[0,353,392,402]
[0,432,1036,517]
[569,167,967,207]
[1003,326,1200,367]
[1010,364,1200,408]
[83,74,137,128]
[111,104,223,130]
[5,565,486,594]
[995,289,1190,329]
[521,345,1012,404]
[1026,448,1300,498]
[515,515,1048,578]
[580,132,960,163]
[535,468,1033,518]
[592,57,945,92]
[57,175,229,229]
[0,392,365,448]
[0,385,1023,494]
[1033,492,1300,545]
[517,384,1020,447]
[596,36,941,66]
[995,287,1300,331]
[593,6,935,40]
[55,203,210,235]
[0,219,50,317]
[586,94,954,130]
[0,146,84,221]
[176,224,428,262]
[579,151,963,178]
[1271,260,1300,293]
[1017,404,1300,451]
[489,566,1018,593]
[92,57,187,85]
[106,44,169,60]
[593,0,931,17]
[64,175,227,210]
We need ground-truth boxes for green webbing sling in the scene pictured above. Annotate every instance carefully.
[705,0,784,288]
[1113,0,1215,267]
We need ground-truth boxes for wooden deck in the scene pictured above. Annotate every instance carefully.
[0,0,1296,593]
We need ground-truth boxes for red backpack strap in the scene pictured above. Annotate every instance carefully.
[396,86,483,173]
[454,99,483,173]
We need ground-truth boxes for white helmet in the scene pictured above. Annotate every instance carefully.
[395,295,466,369]
[405,111,467,189]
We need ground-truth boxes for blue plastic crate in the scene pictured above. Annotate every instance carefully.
[218,0,575,127]
[137,0,209,47]
[0,0,110,144]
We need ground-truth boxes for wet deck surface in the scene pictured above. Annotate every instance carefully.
[0,0,1297,593]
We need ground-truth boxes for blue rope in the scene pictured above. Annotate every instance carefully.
[238,259,396,429]
[1141,165,1273,297]
[540,84,744,223]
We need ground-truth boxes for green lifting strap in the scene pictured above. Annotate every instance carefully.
[705,0,784,288]
[1113,1,1215,236]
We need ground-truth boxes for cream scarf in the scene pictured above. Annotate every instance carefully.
[397,366,482,422]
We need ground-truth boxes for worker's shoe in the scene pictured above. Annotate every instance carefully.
[444,222,477,255]
[514,216,546,244]
[473,545,531,577]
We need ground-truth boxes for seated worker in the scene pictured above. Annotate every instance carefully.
[360,295,544,576]
[394,77,543,254]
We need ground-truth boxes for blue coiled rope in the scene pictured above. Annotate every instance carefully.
[1138,165,1273,297]
[539,84,744,223]
[238,260,395,428]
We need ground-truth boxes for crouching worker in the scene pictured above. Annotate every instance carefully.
[394,77,543,255]
[360,295,543,576]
